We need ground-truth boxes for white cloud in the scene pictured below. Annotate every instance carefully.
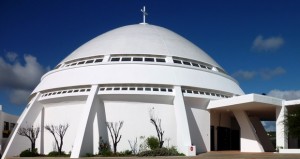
[232,67,285,81]
[252,35,284,52]
[267,90,300,100]
[0,53,49,105]
[6,52,18,62]
[9,89,31,105]
[232,70,256,80]
[259,67,286,80]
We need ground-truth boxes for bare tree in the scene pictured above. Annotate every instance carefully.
[17,125,40,153]
[128,137,138,154]
[149,109,164,148]
[106,121,124,154]
[45,124,69,155]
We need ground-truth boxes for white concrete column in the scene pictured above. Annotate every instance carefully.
[71,85,99,158]
[233,110,264,152]
[103,55,110,62]
[173,86,192,155]
[2,93,43,159]
[276,106,287,149]
[165,56,173,63]
[40,107,45,155]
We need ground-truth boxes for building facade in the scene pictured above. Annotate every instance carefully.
[0,105,18,155]
[2,23,299,158]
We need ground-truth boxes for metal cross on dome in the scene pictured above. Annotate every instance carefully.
[141,6,148,24]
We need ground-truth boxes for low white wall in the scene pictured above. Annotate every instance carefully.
[279,149,300,153]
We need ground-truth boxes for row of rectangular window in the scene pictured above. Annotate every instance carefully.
[56,55,226,76]
[173,59,214,70]
[110,57,166,63]
[182,89,229,98]
[42,88,91,97]
[99,87,173,92]
[64,58,103,67]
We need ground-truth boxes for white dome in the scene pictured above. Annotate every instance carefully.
[61,24,222,69]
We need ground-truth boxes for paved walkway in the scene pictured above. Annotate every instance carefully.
[6,151,300,159]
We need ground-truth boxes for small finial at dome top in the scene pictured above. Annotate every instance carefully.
[140,6,148,24]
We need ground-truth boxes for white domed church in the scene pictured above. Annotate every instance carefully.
[2,10,300,158]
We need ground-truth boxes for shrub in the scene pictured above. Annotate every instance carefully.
[20,149,38,157]
[138,147,185,156]
[98,136,111,156]
[146,136,159,150]
[47,151,67,156]
[118,150,133,156]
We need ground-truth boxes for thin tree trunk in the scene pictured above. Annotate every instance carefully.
[31,142,35,153]
[114,143,117,154]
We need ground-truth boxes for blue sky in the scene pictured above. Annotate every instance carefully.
[0,0,300,116]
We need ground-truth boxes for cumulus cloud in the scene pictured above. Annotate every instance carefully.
[267,90,300,100]
[252,35,284,52]
[259,67,286,80]
[0,53,49,105]
[232,67,285,80]
[6,52,18,62]
[9,89,31,105]
[232,70,256,80]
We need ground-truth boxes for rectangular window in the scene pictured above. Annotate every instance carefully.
[129,87,136,90]
[99,88,105,91]
[71,63,77,66]
[4,122,9,130]
[173,59,182,64]
[114,87,120,90]
[200,92,204,95]
[106,88,112,91]
[192,63,199,67]
[73,90,79,92]
[167,88,173,92]
[153,88,159,91]
[205,92,210,95]
[200,65,206,68]
[161,88,166,92]
[133,57,143,61]
[145,58,154,62]
[67,90,73,93]
[86,89,91,92]
[186,90,193,93]
[121,57,131,61]
[145,87,151,91]
[183,61,191,65]
[94,59,103,63]
[111,57,120,62]
[62,91,67,94]
[80,89,85,92]
[156,58,166,62]
[211,93,216,96]
[77,61,85,65]
[193,91,199,94]
[137,87,143,91]
[121,87,128,90]
[85,60,94,64]
[57,92,62,94]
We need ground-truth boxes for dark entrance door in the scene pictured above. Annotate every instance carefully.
[211,126,215,151]
[217,127,231,150]
[217,126,240,150]
[230,129,240,150]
